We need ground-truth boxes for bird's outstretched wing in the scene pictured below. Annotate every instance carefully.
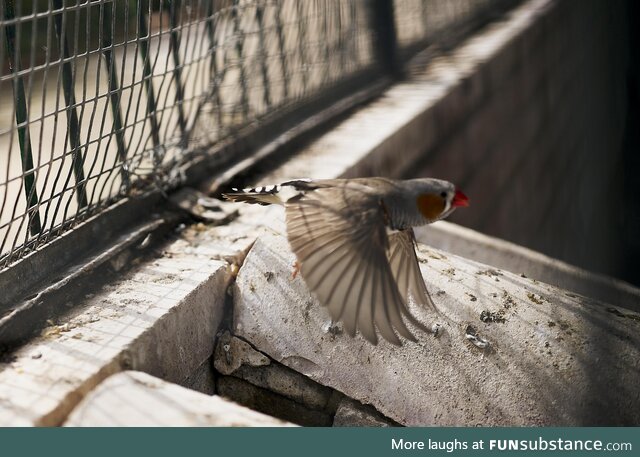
[285,185,418,345]
[387,229,439,334]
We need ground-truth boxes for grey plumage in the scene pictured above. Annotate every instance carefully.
[223,177,468,345]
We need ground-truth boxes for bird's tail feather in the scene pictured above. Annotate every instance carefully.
[222,185,283,206]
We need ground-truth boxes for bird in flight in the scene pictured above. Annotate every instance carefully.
[223,177,469,345]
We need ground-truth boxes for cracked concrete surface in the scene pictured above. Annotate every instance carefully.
[232,222,640,426]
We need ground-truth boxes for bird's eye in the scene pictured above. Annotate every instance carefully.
[440,192,447,198]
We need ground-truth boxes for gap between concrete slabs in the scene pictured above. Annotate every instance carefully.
[0,239,231,426]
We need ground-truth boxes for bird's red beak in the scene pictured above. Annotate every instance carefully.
[452,189,469,207]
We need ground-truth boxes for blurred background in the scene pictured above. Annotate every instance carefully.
[0,0,638,287]
[405,0,640,287]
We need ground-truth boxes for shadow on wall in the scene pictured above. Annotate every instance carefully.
[621,0,640,287]
[407,0,637,286]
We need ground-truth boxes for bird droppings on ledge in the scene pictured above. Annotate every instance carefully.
[527,292,545,304]
[476,269,503,277]
[557,321,572,333]
[464,325,491,350]
[501,291,516,308]
[547,320,573,337]
[232,231,640,425]
[442,267,457,276]
[322,320,344,337]
[480,310,506,324]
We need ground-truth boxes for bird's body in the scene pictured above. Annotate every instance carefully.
[223,177,469,345]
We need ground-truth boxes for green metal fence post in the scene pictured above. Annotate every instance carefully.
[100,0,131,191]
[167,0,187,141]
[3,0,42,236]
[52,0,89,209]
[368,0,401,78]
[137,0,162,163]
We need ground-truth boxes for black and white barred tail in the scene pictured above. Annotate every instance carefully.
[222,179,313,206]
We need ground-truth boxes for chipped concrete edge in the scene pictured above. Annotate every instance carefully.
[38,358,123,427]
[55,264,232,427]
[64,370,297,426]
[0,257,233,426]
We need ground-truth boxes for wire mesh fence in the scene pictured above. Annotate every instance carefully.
[395,0,499,50]
[0,0,511,271]
[394,0,517,55]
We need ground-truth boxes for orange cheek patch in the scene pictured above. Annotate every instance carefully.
[417,194,446,221]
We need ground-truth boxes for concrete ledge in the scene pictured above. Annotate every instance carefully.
[0,235,230,426]
[64,370,293,426]
[1,0,637,427]
[233,230,640,426]
[333,397,396,427]
[212,331,399,426]
[416,222,640,313]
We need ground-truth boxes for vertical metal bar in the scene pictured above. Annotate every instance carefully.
[295,0,308,90]
[255,1,271,109]
[27,0,56,242]
[422,0,429,33]
[336,2,345,74]
[274,0,289,99]
[3,0,42,236]
[368,0,400,78]
[321,0,330,83]
[101,0,130,190]
[231,0,249,120]
[205,1,224,132]
[137,0,162,154]
[52,0,88,209]
[167,0,187,139]
[347,0,357,70]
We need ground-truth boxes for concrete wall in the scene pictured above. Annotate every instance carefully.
[408,0,629,280]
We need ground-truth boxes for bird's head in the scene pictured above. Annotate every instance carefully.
[409,178,469,223]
